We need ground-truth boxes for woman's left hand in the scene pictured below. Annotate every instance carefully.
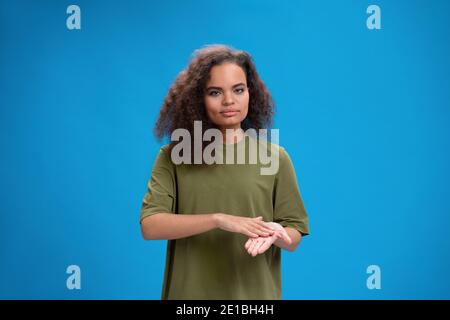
[244,222,292,257]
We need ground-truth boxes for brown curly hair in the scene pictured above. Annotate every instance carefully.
[154,44,275,161]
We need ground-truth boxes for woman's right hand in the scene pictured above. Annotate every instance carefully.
[214,213,275,238]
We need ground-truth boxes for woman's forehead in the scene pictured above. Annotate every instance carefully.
[207,63,247,86]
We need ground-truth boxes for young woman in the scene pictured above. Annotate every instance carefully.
[140,44,310,300]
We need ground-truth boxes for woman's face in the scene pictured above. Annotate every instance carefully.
[204,62,249,132]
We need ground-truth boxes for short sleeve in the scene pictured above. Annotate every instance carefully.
[140,145,177,223]
[273,147,310,236]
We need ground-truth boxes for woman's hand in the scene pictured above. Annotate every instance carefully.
[214,214,275,238]
[244,222,292,257]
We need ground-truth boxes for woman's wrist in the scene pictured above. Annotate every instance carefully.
[212,213,224,229]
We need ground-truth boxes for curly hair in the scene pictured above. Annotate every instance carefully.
[154,44,275,161]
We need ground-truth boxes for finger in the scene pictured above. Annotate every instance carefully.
[247,242,254,255]
[250,239,259,256]
[254,228,272,237]
[258,223,276,233]
[249,237,263,255]
[249,224,272,237]
[246,230,259,238]
[247,238,258,255]
[276,229,292,244]
[255,220,275,229]
[271,232,281,240]
[265,222,282,231]
[251,222,275,234]
[257,239,273,254]
[283,233,292,244]
[241,227,259,238]
[245,238,253,250]
[279,230,292,244]
[254,238,267,256]
[251,238,264,257]
[254,217,274,231]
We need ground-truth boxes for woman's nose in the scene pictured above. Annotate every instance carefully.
[222,92,234,105]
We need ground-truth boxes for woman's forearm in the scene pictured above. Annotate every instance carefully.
[141,212,219,240]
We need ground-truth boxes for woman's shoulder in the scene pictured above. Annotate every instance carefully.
[154,143,174,166]
[160,143,171,154]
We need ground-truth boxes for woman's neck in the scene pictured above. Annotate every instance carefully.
[220,127,244,145]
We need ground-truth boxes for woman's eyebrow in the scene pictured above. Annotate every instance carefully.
[206,82,246,91]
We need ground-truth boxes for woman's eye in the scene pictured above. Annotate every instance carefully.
[235,88,245,94]
[209,90,220,96]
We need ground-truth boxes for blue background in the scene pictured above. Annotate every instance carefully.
[1,0,449,299]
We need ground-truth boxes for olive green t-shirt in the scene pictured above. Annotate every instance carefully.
[140,135,310,300]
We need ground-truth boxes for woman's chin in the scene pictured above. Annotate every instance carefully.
[214,117,244,127]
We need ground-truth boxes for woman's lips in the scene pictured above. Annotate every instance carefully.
[221,110,239,117]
